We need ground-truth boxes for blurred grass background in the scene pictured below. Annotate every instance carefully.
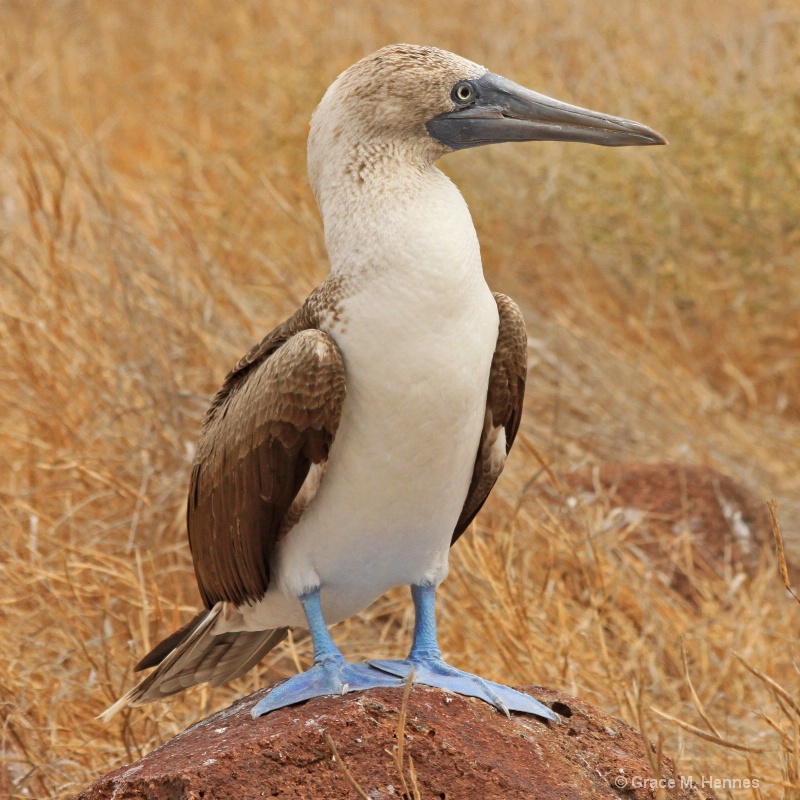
[1,0,799,796]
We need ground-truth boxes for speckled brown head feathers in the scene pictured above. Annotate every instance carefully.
[315,45,485,143]
[307,45,486,203]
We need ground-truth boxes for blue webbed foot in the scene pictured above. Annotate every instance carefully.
[369,656,559,721]
[252,587,404,717]
[371,584,558,722]
[251,655,403,717]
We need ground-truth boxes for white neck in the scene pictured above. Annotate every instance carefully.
[317,160,484,295]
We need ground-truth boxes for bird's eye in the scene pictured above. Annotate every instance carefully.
[452,81,476,105]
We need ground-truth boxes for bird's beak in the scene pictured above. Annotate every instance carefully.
[427,72,667,150]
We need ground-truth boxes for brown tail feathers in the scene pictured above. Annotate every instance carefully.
[100,603,288,721]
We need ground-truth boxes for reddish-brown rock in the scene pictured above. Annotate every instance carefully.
[76,685,697,800]
[540,463,773,598]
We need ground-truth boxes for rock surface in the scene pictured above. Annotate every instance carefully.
[76,685,697,799]
[540,463,773,598]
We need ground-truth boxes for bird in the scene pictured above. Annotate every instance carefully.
[103,44,665,723]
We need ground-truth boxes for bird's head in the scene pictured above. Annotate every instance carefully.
[308,44,665,203]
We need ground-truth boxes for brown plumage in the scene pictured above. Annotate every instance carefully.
[125,604,288,705]
[188,288,347,609]
[452,293,527,544]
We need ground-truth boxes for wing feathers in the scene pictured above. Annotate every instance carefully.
[452,293,527,544]
[107,291,346,716]
[190,328,346,608]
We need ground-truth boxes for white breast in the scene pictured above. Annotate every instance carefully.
[236,167,499,630]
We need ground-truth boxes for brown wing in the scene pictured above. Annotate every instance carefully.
[451,293,527,545]
[188,300,346,608]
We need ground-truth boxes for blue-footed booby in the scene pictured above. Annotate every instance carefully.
[103,45,665,722]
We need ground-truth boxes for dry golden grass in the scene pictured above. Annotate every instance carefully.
[1,1,799,797]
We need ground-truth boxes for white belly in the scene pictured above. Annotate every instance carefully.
[237,280,499,629]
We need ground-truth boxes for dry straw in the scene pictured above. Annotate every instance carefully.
[1,1,799,797]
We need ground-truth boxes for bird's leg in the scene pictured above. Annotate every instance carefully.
[251,587,402,717]
[369,583,558,721]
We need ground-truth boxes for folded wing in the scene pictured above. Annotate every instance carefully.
[189,317,347,608]
[452,293,527,544]
[101,301,346,716]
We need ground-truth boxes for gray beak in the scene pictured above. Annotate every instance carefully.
[427,72,667,150]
